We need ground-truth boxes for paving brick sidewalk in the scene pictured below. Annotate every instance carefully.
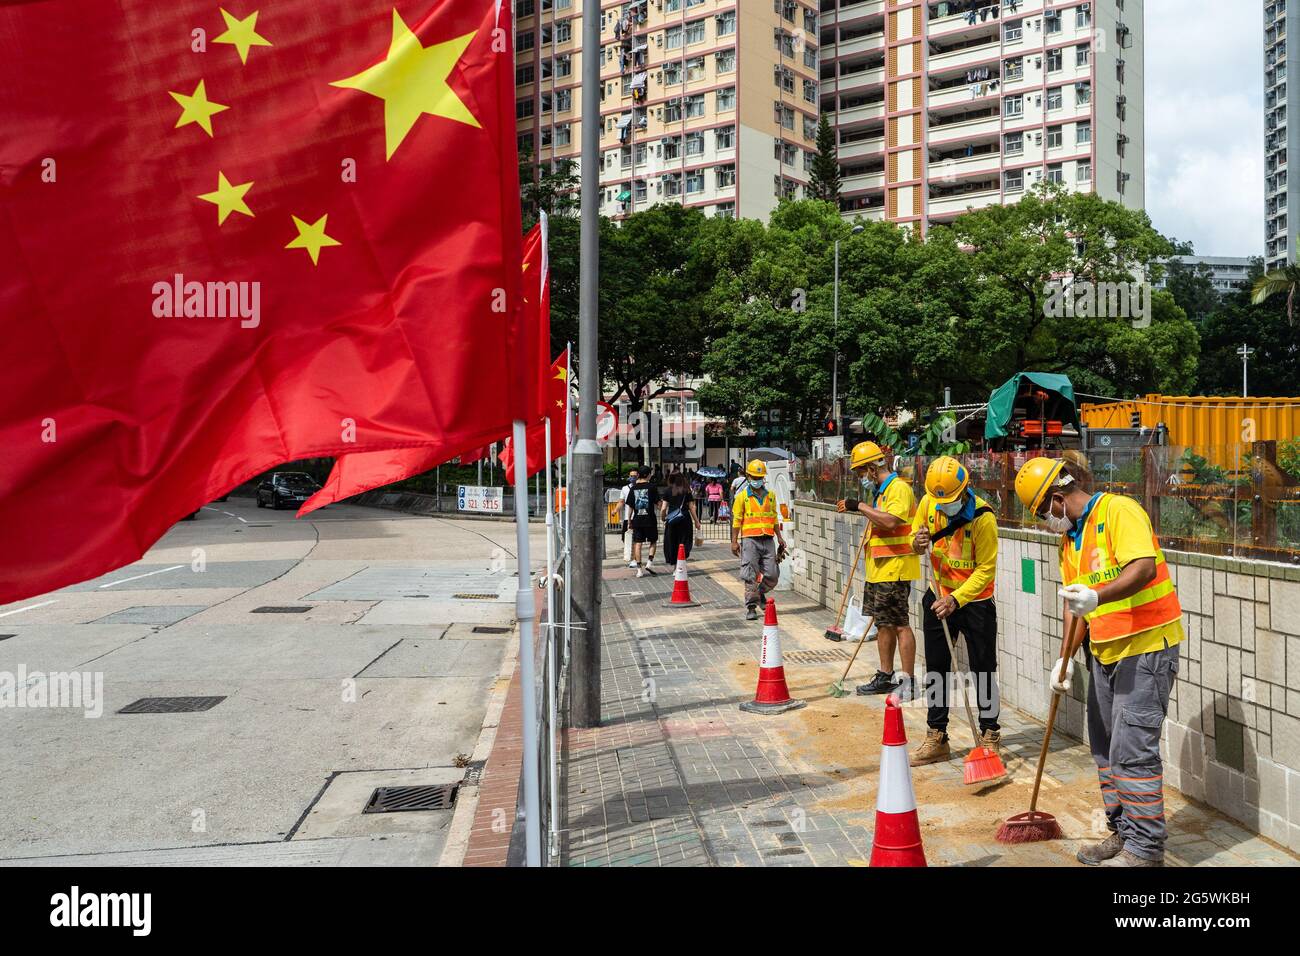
[559,539,1299,868]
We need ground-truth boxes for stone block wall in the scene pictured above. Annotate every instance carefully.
[789,500,1300,853]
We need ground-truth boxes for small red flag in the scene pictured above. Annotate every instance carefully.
[0,1,523,603]
[499,349,570,479]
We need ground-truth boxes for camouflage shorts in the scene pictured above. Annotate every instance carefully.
[862,580,913,628]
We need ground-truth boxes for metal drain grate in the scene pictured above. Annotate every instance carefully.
[471,625,510,634]
[453,593,499,601]
[118,696,226,714]
[783,648,854,664]
[461,760,487,785]
[251,606,310,614]
[363,784,459,814]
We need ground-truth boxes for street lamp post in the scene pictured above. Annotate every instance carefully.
[1238,343,1255,398]
[831,224,864,434]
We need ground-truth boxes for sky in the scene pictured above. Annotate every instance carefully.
[1144,1,1263,257]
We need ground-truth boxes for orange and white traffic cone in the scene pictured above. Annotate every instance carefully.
[869,696,927,867]
[740,598,806,715]
[663,544,701,607]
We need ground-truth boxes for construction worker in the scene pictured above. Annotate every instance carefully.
[731,459,786,620]
[836,442,919,700]
[1015,457,1184,868]
[909,456,1001,766]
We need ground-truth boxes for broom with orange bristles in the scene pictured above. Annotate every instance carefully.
[995,616,1084,843]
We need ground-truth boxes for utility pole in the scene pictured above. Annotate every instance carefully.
[570,0,603,729]
[1237,343,1254,398]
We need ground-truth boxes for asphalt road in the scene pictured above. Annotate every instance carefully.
[0,497,544,865]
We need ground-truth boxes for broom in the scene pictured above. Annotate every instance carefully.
[995,616,1083,843]
[828,601,875,697]
[825,525,870,641]
[926,552,1006,786]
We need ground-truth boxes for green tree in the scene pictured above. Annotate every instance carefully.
[808,115,841,204]
[1198,261,1300,396]
[1251,256,1300,325]
[1162,256,1221,324]
[519,153,579,230]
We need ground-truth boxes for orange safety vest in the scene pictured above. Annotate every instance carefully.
[1059,493,1183,644]
[923,495,996,602]
[868,474,914,559]
[734,486,778,538]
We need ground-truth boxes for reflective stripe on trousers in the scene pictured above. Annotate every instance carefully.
[1086,641,1179,861]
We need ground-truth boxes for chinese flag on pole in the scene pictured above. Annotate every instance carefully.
[304,212,551,505]
[499,349,570,479]
[0,1,523,605]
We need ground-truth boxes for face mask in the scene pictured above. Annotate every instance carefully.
[749,479,765,491]
[1043,497,1073,533]
[937,498,963,518]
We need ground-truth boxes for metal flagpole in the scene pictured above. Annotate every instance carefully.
[564,342,574,662]
[544,416,558,857]
[511,419,542,866]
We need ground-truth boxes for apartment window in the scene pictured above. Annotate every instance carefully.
[717,86,736,110]
[1046,48,1062,73]
[775,103,795,129]
[686,56,706,81]
[1005,169,1024,192]
[774,28,796,57]
[516,97,534,119]
[716,48,736,73]
[685,131,705,156]
[516,64,535,85]
[717,10,736,37]
[1076,4,1092,29]
[1004,131,1024,156]
[665,25,683,49]
[685,18,707,44]
[1116,133,1127,158]
[518,30,535,52]
[685,170,705,194]
[1047,162,1063,184]
[541,24,552,45]
[1076,120,1091,145]
[804,79,818,104]
[666,0,682,10]
[634,178,648,202]
[1004,19,1023,42]
[540,91,552,114]
[1076,44,1090,68]
[1116,170,1127,194]
[516,0,535,16]
[804,45,817,70]
[1076,81,1092,105]
[1046,87,1063,111]
[715,125,735,149]
[664,97,683,122]
[664,173,682,196]
[554,89,571,112]
[717,164,736,188]
[1076,160,1092,183]
[804,9,818,35]
[715,202,736,219]
[804,116,818,140]
[1046,125,1062,149]
[555,20,572,43]
[775,65,795,93]
[685,93,706,118]
[1116,59,1125,83]
[554,123,571,148]
[1004,95,1023,118]
[1044,10,1061,34]
[663,135,682,160]
[620,145,632,169]
[518,132,534,155]
[1004,57,1023,81]
[663,60,683,84]
[635,142,649,165]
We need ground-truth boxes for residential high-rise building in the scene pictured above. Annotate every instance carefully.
[1266,1,1293,270]
[514,0,822,221]
[821,0,1144,231]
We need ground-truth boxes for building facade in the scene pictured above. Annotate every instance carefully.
[1266,1,1293,270]
[820,0,1143,231]
[515,0,823,222]
[1153,255,1257,297]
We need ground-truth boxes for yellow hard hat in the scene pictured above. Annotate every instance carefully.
[925,456,969,504]
[1014,457,1067,516]
[849,441,885,470]
[745,459,767,478]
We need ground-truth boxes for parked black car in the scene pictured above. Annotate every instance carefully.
[257,472,321,510]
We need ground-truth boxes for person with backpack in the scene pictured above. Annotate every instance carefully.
[627,469,660,578]
[908,456,1001,767]
[661,472,701,569]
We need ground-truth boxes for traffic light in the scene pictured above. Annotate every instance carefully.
[824,418,837,436]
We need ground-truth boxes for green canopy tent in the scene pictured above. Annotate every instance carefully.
[984,372,1077,441]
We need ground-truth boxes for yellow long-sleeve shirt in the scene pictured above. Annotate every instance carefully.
[912,493,998,606]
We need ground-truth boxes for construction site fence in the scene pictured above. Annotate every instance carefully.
[794,443,1300,565]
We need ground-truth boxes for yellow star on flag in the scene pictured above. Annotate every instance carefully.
[330,9,481,161]
[169,79,229,137]
[197,172,254,224]
[213,8,271,65]
[285,214,341,265]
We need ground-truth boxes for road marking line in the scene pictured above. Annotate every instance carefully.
[0,599,57,618]
[98,565,185,589]
[222,511,249,523]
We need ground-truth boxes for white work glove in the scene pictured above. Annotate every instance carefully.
[1050,657,1072,694]
[842,600,870,641]
[1058,584,1099,616]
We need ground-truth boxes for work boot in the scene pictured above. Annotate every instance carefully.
[855,670,898,696]
[745,604,758,621]
[978,728,1002,756]
[1101,848,1164,868]
[1076,832,1124,866]
[910,729,951,766]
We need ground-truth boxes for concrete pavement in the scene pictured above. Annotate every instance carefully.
[0,498,543,865]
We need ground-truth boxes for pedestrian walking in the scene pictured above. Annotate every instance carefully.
[661,472,701,568]
[1015,457,1185,868]
[706,478,723,522]
[837,441,920,701]
[628,470,660,577]
[619,468,639,568]
[730,460,786,620]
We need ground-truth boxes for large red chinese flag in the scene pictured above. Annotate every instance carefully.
[301,214,551,509]
[0,1,522,604]
[499,349,570,480]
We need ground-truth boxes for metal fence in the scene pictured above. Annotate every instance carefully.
[795,442,1300,564]
[602,490,735,541]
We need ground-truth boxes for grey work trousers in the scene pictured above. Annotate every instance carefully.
[1086,639,1180,861]
[740,536,779,607]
